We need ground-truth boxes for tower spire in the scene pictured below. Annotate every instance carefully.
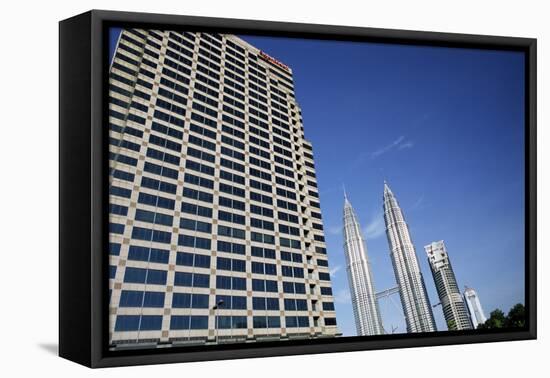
[343,183,348,201]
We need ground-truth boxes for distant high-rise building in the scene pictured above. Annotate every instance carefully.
[425,241,473,330]
[342,192,384,336]
[463,286,487,328]
[383,182,436,333]
[107,29,339,347]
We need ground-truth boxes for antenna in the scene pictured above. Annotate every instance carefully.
[343,183,348,200]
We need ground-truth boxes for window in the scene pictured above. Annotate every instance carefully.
[114,315,140,331]
[251,246,275,259]
[285,316,309,328]
[181,201,213,218]
[109,223,124,234]
[110,186,132,199]
[218,196,245,211]
[214,295,247,310]
[266,297,279,310]
[143,161,178,180]
[191,316,209,330]
[285,316,297,328]
[128,246,169,264]
[115,315,162,331]
[140,176,178,195]
[296,299,308,311]
[252,279,278,292]
[250,218,274,231]
[216,257,246,272]
[174,272,210,288]
[282,281,305,294]
[216,315,247,329]
[216,240,245,255]
[191,294,210,309]
[216,275,246,291]
[251,232,275,245]
[138,192,175,210]
[109,204,128,216]
[265,280,278,292]
[278,212,299,224]
[123,267,167,285]
[179,218,212,233]
[251,262,276,275]
[170,315,190,330]
[177,235,212,250]
[146,269,168,285]
[280,237,301,250]
[109,243,121,256]
[176,252,211,268]
[143,291,165,307]
[217,225,246,239]
[253,316,266,328]
[135,209,173,226]
[119,290,143,307]
[131,226,172,244]
[171,293,191,308]
[182,187,213,203]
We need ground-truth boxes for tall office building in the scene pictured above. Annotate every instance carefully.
[107,28,338,348]
[425,241,473,330]
[342,192,384,336]
[463,286,487,328]
[383,182,436,333]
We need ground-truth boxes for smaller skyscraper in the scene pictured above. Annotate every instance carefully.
[463,286,487,328]
[425,241,472,330]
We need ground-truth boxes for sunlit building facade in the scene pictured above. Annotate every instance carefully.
[107,28,338,348]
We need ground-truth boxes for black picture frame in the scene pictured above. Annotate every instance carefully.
[59,9,537,368]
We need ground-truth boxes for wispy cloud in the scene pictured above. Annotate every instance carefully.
[410,195,425,211]
[398,141,414,150]
[364,213,386,240]
[371,135,414,158]
[327,225,343,235]
[329,265,342,278]
[334,289,351,304]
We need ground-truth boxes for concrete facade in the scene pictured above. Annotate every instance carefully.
[108,29,338,348]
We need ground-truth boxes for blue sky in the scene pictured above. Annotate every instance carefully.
[239,35,525,336]
[109,30,525,336]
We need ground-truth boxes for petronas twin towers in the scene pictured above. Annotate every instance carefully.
[342,182,436,336]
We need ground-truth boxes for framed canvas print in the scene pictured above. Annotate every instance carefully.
[59,10,536,368]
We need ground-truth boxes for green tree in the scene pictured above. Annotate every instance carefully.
[447,319,457,331]
[478,309,506,329]
[477,303,526,329]
[505,303,526,328]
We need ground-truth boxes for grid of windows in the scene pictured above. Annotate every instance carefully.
[108,29,337,347]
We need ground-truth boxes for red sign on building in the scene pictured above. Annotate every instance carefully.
[259,51,290,72]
